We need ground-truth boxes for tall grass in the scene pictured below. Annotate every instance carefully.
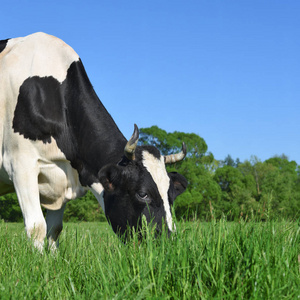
[0,218,299,299]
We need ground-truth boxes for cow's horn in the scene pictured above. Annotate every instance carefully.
[124,124,139,160]
[164,142,187,164]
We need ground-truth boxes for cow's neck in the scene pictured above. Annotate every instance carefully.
[64,60,127,186]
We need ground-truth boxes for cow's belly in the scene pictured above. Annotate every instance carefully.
[38,160,87,210]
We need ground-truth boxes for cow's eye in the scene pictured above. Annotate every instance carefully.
[135,192,151,204]
[137,192,148,200]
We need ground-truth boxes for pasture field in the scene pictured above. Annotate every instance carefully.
[0,219,299,299]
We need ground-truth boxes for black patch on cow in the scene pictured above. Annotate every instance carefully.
[13,59,127,186]
[0,39,9,53]
[13,76,66,143]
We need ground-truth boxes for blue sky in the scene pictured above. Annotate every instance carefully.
[2,1,300,164]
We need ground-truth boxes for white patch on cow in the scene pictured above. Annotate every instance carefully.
[142,151,174,232]
[90,183,105,214]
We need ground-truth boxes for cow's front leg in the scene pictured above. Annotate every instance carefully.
[13,165,46,252]
[46,203,66,251]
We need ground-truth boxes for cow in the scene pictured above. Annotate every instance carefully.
[0,32,187,251]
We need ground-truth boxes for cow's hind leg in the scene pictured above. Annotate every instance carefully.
[13,167,46,251]
[46,204,66,251]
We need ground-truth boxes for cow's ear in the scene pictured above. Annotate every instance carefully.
[168,172,188,197]
[98,164,122,193]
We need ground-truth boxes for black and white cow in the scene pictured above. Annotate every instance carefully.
[0,32,187,250]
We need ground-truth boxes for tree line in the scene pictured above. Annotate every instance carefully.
[0,126,299,222]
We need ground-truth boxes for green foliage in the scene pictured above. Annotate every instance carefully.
[0,193,23,222]
[0,220,299,298]
[140,125,208,157]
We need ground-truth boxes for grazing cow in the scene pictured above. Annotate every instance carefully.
[0,32,187,250]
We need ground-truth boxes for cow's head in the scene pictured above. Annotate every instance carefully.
[98,125,187,237]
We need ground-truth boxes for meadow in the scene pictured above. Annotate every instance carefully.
[0,218,299,299]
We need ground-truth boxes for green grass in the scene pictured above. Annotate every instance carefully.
[0,219,299,299]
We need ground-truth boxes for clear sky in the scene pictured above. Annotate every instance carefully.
[1,1,300,164]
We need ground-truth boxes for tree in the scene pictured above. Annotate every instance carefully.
[223,155,235,167]
[139,125,208,157]
[236,155,300,219]
[238,157,274,197]
[220,154,241,168]
[261,156,299,218]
